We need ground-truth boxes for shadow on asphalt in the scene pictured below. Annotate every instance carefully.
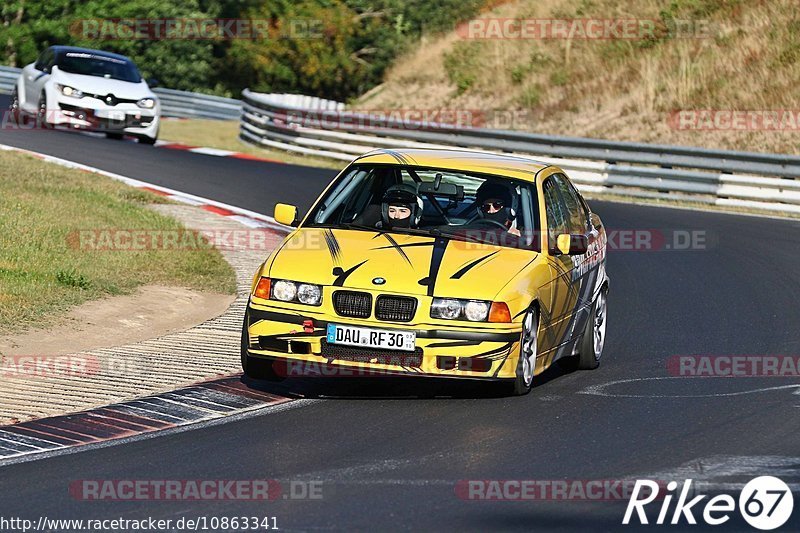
[240,362,571,400]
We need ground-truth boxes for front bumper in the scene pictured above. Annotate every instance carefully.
[244,301,523,380]
[47,89,159,137]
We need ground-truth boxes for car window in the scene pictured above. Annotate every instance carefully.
[553,173,589,235]
[543,177,568,250]
[307,164,540,250]
[35,49,54,71]
[57,52,141,83]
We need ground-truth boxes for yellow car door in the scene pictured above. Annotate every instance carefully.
[539,175,579,362]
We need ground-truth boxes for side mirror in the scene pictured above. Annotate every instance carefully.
[274,203,299,227]
[147,77,159,88]
[555,233,588,256]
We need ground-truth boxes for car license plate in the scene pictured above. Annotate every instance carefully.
[326,324,416,352]
[96,109,126,121]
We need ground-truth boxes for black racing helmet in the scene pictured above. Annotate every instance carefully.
[475,181,517,222]
[380,184,423,228]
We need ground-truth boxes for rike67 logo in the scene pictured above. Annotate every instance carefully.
[624,477,794,530]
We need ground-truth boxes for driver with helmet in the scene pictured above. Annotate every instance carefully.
[378,184,424,229]
[475,181,521,236]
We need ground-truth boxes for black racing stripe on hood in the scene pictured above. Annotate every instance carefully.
[372,241,436,250]
[450,251,499,280]
[332,259,368,287]
[323,229,342,266]
[380,234,412,265]
[424,237,449,297]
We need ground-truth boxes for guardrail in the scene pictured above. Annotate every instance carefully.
[0,66,18,95]
[241,88,800,216]
[0,65,240,120]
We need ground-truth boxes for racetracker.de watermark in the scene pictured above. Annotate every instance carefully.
[456,18,715,40]
[455,479,665,501]
[0,355,139,379]
[276,109,538,130]
[69,480,322,501]
[668,110,800,131]
[667,355,800,377]
[69,229,285,252]
[71,18,323,40]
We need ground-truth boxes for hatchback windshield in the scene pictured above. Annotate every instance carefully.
[306,164,540,250]
[57,52,141,83]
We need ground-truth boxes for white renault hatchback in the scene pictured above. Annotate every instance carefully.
[10,46,160,144]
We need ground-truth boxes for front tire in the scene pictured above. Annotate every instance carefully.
[560,288,607,371]
[240,311,284,382]
[9,86,20,117]
[36,92,50,127]
[511,307,539,395]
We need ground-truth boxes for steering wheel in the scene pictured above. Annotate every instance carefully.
[469,218,509,230]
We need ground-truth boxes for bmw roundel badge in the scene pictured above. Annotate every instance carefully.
[372,277,386,285]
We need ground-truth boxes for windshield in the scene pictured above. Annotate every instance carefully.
[57,52,141,83]
[306,164,540,250]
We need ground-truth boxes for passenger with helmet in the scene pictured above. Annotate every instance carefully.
[378,184,424,229]
[474,181,521,236]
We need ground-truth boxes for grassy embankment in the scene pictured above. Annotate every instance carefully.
[0,150,236,333]
[357,0,800,154]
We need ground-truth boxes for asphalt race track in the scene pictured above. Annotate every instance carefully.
[1,110,800,531]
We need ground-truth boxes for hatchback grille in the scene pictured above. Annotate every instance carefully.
[321,340,423,367]
[333,290,372,318]
[375,295,417,322]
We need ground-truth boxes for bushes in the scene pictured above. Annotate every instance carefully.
[0,0,490,100]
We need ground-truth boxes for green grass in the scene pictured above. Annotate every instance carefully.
[443,41,483,95]
[0,150,236,333]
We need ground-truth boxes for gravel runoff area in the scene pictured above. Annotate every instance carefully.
[0,204,285,425]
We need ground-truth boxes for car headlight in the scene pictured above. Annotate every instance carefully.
[272,280,297,302]
[431,298,463,320]
[297,283,322,305]
[137,98,156,109]
[56,84,83,98]
[464,300,491,322]
[260,278,322,306]
[431,298,508,322]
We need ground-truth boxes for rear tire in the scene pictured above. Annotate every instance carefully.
[137,135,157,145]
[240,311,284,382]
[510,307,539,395]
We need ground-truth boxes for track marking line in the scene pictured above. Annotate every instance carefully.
[579,376,800,398]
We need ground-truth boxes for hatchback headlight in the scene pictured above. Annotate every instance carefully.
[268,279,322,306]
[56,84,83,98]
[137,97,156,109]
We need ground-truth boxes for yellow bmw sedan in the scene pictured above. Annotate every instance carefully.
[241,148,609,395]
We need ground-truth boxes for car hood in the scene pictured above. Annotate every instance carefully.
[54,71,153,99]
[268,228,537,301]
